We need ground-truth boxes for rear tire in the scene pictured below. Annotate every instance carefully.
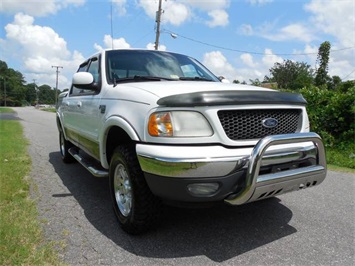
[109,144,161,234]
[59,130,75,163]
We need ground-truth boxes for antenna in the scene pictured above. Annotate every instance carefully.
[111,0,114,49]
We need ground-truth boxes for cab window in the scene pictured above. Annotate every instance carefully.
[70,57,100,96]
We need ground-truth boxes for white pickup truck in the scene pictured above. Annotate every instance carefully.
[56,49,327,234]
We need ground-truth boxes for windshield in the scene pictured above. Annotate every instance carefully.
[105,50,220,84]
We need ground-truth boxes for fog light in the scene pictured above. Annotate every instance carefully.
[187,183,219,196]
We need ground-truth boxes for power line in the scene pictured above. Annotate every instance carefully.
[341,69,355,80]
[163,29,355,56]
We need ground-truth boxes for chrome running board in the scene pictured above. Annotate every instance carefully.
[68,148,108,178]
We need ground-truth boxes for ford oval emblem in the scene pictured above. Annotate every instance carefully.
[262,118,278,128]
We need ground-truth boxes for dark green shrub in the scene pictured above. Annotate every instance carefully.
[299,85,355,145]
[282,84,354,168]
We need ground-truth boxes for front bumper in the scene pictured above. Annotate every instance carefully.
[136,132,327,204]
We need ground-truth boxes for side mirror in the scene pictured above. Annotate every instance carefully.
[218,76,230,83]
[72,72,97,90]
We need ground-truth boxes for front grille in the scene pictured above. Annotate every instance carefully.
[218,109,302,140]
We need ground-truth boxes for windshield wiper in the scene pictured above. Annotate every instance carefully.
[113,75,172,86]
[179,76,214,82]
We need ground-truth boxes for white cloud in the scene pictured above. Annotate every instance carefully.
[240,53,257,67]
[305,0,355,48]
[292,44,318,63]
[203,49,285,83]
[164,1,191,26]
[138,0,190,26]
[138,0,230,27]
[112,0,127,16]
[94,35,131,51]
[206,9,229,27]
[238,20,316,43]
[237,0,354,81]
[203,51,237,81]
[304,0,355,80]
[146,43,167,51]
[261,48,283,69]
[5,13,70,59]
[262,23,316,43]
[247,0,273,6]
[1,13,85,89]
[239,24,254,36]
[182,0,230,11]
[0,0,85,17]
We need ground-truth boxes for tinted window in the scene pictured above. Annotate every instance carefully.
[105,50,219,84]
[70,57,100,96]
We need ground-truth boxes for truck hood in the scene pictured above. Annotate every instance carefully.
[122,80,272,99]
[113,81,306,107]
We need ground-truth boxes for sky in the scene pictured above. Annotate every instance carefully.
[1,0,354,90]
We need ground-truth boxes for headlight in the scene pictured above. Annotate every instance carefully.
[148,111,213,137]
[304,111,310,132]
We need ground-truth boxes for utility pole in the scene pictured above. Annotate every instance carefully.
[154,0,163,50]
[33,79,38,106]
[52,65,63,105]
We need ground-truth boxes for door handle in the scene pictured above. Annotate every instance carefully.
[63,101,69,106]
[77,101,82,107]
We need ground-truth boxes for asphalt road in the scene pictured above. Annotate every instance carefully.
[10,107,355,266]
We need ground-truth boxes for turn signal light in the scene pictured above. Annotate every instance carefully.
[148,112,173,137]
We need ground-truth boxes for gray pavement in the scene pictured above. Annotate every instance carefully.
[11,107,355,266]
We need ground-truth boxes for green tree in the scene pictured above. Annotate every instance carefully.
[268,60,314,90]
[0,61,27,106]
[249,78,261,86]
[327,75,342,90]
[315,41,331,87]
[299,84,354,144]
[25,83,37,105]
[38,85,56,104]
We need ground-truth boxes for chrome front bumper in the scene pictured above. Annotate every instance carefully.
[224,133,326,205]
[136,132,327,204]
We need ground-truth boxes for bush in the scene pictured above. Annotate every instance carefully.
[282,83,355,168]
[299,85,355,145]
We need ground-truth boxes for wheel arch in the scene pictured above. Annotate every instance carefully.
[56,114,67,137]
[100,116,141,169]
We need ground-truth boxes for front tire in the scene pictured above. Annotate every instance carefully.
[59,130,75,163]
[109,144,161,234]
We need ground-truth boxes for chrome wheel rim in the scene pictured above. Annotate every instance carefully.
[113,163,132,217]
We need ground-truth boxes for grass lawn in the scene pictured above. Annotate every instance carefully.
[0,109,63,265]
[41,107,56,113]
[0,107,15,113]
[325,138,355,171]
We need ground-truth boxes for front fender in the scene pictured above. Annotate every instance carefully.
[56,112,66,137]
[99,115,141,168]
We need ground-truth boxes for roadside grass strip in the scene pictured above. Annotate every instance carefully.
[0,107,15,113]
[0,117,62,265]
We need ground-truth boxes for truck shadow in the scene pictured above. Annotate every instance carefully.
[49,151,296,262]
